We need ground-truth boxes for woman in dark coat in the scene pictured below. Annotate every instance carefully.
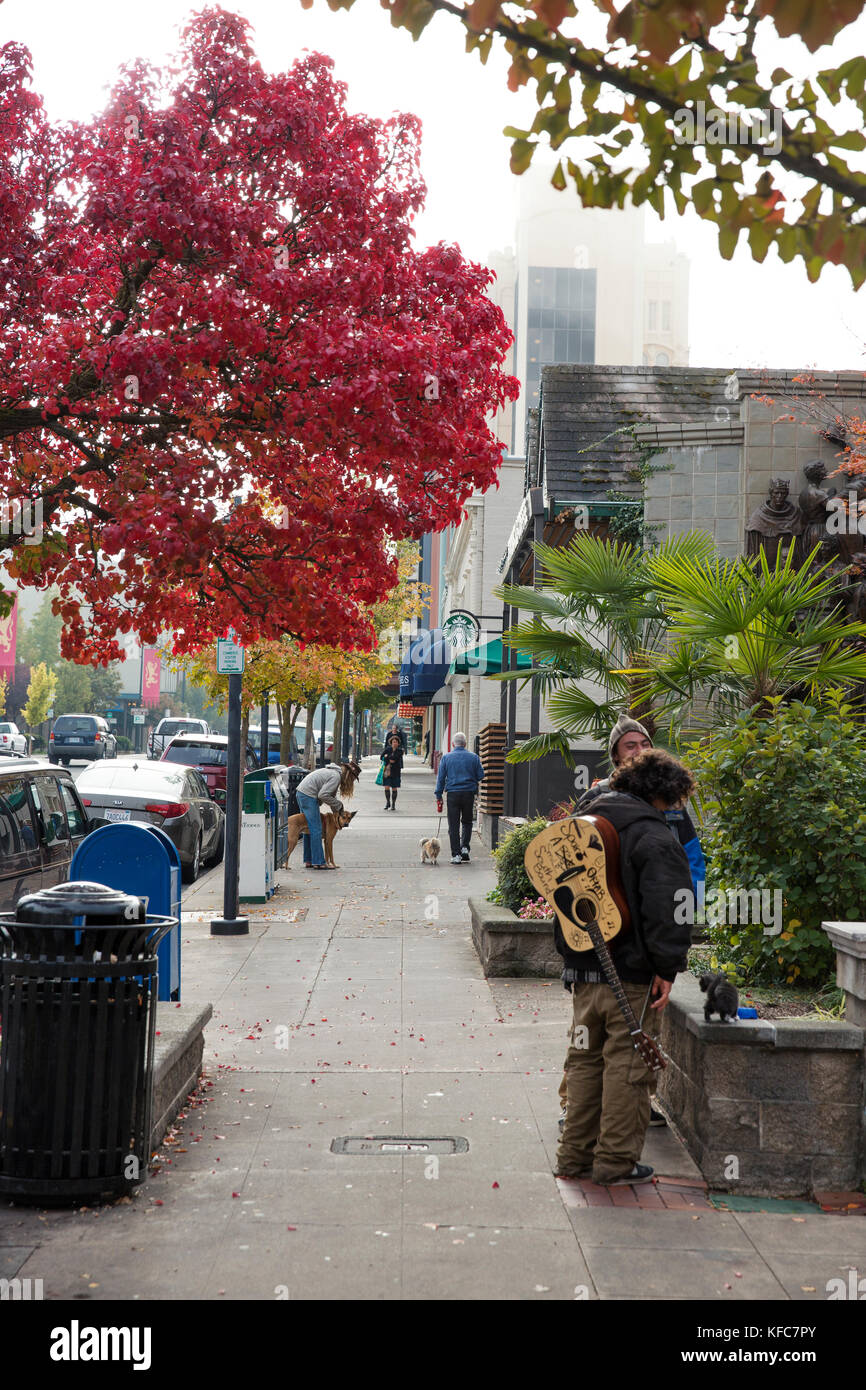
[380,734,404,811]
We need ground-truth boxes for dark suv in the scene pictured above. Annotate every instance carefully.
[49,714,117,764]
[0,759,97,912]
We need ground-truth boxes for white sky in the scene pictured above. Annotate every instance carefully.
[2,0,865,373]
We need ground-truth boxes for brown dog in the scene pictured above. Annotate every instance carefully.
[285,807,356,868]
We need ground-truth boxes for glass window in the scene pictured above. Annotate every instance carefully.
[647,301,658,331]
[164,742,227,767]
[32,776,70,844]
[554,330,569,361]
[58,778,88,837]
[188,771,210,799]
[662,300,672,332]
[53,716,97,734]
[0,777,38,854]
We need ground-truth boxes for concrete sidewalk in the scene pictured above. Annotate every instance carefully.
[2,755,864,1301]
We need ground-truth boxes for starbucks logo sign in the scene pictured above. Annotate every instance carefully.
[442,609,480,650]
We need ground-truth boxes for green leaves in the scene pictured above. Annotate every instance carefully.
[690,690,866,986]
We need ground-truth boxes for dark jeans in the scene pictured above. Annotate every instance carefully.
[297,791,325,867]
[446,791,475,857]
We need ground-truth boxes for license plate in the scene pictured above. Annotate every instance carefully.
[69,737,82,744]
[105,808,131,822]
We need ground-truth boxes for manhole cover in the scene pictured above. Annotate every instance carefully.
[331,1136,469,1155]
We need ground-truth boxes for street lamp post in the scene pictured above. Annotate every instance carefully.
[211,642,249,935]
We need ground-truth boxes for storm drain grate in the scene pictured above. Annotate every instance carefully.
[331,1136,469,1155]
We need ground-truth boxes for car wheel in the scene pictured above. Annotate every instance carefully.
[182,834,202,885]
[205,821,225,869]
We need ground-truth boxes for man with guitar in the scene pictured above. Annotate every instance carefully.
[557,714,706,1133]
[539,749,696,1186]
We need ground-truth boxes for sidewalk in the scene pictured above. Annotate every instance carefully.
[2,755,864,1300]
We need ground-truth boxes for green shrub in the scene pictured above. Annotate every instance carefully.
[116,735,132,751]
[492,817,548,912]
[689,692,866,987]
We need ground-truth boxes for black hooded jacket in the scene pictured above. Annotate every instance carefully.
[554,792,692,985]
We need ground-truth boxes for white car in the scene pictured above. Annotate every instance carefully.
[0,722,27,756]
[147,717,210,760]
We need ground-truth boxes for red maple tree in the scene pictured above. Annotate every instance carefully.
[0,8,517,661]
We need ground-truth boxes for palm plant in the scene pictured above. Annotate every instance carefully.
[624,542,866,737]
[493,530,715,765]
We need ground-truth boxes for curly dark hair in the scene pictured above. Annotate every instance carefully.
[608,749,695,806]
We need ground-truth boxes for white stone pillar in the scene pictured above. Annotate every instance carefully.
[822,921,866,1028]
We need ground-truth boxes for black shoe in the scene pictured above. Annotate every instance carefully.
[649,1107,667,1128]
[595,1163,654,1187]
[461,848,470,861]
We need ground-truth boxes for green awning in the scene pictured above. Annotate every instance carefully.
[449,639,533,677]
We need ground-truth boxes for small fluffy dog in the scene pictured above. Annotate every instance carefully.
[419,836,442,866]
[699,972,739,1023]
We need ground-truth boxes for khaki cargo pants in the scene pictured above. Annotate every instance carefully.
[556,981,658,1183]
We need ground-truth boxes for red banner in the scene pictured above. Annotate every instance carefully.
[0,596,17,677]
[141,646,161,706]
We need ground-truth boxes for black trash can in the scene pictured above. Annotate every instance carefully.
[283,767,306,818]
[0,881,175,1203]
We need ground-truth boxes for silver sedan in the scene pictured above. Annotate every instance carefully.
[76,760,225,883]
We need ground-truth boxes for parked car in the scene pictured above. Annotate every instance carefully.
[160,734,258,806]
[0,721,27,757]
[49,714,117,764]
[77,760,225,883]
[248,726,299,766]
[148,716,210,760]
[294,717,334,762]
[0,758,100,912]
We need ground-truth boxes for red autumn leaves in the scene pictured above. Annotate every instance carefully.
[0,8,517,662]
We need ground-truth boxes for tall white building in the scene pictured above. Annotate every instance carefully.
[486,161,690,455]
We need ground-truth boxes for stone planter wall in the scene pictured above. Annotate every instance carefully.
[659,974,865,1197]
[469,897,560,978]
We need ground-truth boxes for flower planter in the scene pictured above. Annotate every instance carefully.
[468,897,561,978]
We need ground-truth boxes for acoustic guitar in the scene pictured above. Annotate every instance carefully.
[524,815,666,1075]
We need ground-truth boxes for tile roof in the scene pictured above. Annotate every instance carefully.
[534,365,866,503]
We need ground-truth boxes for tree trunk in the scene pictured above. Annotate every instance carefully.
[333,694,345,762]
[305,701,319,768]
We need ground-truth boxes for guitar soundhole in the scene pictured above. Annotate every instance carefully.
[574,897,596,925]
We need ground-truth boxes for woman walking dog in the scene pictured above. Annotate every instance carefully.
[380,733,404,811]
[295,759,360,869]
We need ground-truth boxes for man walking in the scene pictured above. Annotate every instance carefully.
[555,749,695,1185]
[434,731,484,864]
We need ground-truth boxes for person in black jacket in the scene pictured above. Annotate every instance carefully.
[555,749,695,1187]
[559,713,705,1132]
[380,734,404,811]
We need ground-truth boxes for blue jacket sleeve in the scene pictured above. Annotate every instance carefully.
[682,833,705,899]
[474,754,485,783]
[435,757,446,799]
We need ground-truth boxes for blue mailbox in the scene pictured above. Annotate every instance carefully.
[70,822,181,1001]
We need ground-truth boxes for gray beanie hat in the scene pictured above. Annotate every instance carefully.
[607,714,653,764]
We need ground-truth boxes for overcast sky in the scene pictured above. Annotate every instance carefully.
[2,0,865,373]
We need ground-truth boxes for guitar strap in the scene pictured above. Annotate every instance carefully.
[637,982,655,1031]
